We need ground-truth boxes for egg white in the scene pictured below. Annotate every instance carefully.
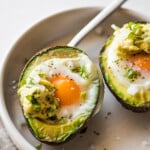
[107,32,150,96]
[24,53,99,120]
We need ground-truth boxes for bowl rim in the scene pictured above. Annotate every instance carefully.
[0,6,148,150]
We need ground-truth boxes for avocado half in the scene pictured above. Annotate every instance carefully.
[99,22,150,112]
[18,46,104,144]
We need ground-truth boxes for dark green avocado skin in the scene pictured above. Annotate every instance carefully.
[100,72,150,113]
[99,37,150,113]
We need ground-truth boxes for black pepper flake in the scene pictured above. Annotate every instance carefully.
[46,96,50,101]
[48,65,52,68]
[49,115,57,121]
[24,58,29,64]
[50,62,54,65]
[107,112,111,116]
[79,126,87,134]
[114,59,120,65]
[105,112,112,120]
[69,114,72,119]
[41,110,45,115]
[105,116,108,120]
[46,107,51,113]
[93,130,100,136]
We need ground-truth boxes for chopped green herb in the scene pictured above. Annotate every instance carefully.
[36,143,42,150]
[46,107,52,113]
[39,73,48,79]
[80,91,87,103]
[26,95,33,101]
[33,103,41,109]
[104,35,114,48]
[105,72,110,82]
[39,79,51,87]
[72,65,89,79]
[19,79,26,87]
[124,69,141,80]
[129,22,139,31]
[128,22,142,32]
[28,78,35,85]
[26,95,41,109]
[127,22,143,46]
[128,32,135,40]
[114,59,120,65]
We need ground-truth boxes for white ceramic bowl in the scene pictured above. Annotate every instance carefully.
[0,7,150,150]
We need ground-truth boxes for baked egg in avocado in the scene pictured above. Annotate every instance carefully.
[100,22,150,112]
[18,46,104,144]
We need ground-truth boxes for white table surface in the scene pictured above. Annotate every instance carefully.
[0,0,150,149]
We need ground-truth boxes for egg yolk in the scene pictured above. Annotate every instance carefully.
[50,75,81,106]
[130,53,150,71]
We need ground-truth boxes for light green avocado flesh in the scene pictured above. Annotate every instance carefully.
[100,50,150,107]
[28,114,87,143]
[100,22,150,107]
[18,46,103,143]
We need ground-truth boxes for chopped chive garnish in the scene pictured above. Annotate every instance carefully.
[26,95,41,109]
[124,69,141,80]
